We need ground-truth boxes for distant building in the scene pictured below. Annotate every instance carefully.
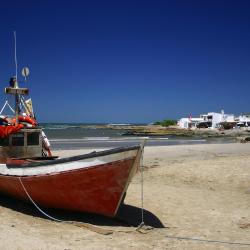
[178,117,203,129]
[237,113,250,127]
[178,110,235,129]
[200,110,234,129]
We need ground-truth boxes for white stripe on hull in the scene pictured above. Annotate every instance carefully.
[0,149,138,177]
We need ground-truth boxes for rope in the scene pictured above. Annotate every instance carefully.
[18,177,63,222]
[0,101,8,115]
[165,235,250,246]
[6,101,15,113]
[136,140,153,234]
[18,176,144,234]
[18,177,113,235]
[139,144,144,226]
[0,100,15,115]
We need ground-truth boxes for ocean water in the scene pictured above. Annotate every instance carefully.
[40,123,235,150]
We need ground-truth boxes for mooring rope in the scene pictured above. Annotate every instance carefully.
[18,177,62,222]
[135,141,154,234]
[164,235,250,246]
[18,177,113,235]
[137,144,145,228]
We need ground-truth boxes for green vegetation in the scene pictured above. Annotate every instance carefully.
[154,119,177,127]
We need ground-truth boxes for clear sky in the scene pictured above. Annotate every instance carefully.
[0,0,250,123]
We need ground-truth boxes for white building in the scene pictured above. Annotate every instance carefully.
[200,110,235,128]
[238,113,250,122]
[178,117,203,129]
[179,110,235,129]
[237,113,250,127]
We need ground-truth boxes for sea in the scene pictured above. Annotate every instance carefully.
[40,123,235,150]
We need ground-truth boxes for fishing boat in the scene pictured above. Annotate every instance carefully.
[0,71,144,217]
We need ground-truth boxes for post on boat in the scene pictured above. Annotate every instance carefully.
[14,77,19,125]
[5,78,29,125]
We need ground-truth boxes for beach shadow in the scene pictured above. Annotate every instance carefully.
[0,194,36,216]
[0,194,164,228]
[117,204,165,228]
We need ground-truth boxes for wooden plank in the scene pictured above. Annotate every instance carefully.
[5,87,29,95]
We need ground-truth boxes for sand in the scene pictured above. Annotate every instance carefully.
[0,143,250,250]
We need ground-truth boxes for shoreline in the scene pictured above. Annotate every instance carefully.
[44,123,250,138]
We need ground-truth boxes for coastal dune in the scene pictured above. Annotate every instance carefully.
[0,143,250,249]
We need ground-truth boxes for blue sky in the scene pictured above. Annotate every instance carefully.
[0,0,250,123]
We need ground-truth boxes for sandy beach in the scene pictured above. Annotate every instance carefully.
[0,142,250,250]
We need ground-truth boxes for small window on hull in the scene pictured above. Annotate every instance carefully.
[0,137,9,146]
[27,132,40,145]
[12,133,24,146]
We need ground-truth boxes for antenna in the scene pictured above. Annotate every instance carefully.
[14,31,18,84]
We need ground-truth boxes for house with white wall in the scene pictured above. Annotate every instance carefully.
[200,110,235,128]
[179,110,235,129]
[178,117,204,129]
[237,113,250,127]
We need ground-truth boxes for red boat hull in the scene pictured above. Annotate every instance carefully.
[0,157,136,217]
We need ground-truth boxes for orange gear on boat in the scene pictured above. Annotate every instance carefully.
[18,116,37,126]
[0,124,24,138]
[11,116,37,127]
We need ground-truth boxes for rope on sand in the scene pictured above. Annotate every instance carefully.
[165,235,250,246]
[18,177,113,235]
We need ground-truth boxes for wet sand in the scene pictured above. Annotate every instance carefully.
[0,143,250,249]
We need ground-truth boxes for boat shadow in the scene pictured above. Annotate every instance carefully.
[0,194,165,228]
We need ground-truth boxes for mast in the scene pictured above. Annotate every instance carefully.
[14,79,19,125]
[14,31,19,124]
[4,32,29,125]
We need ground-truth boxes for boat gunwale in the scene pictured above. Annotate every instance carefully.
[0,157,136,178]
[6,145,140,168]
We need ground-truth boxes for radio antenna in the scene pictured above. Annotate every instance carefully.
[14,31,18,84]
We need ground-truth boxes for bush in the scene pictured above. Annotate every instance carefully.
[154,119,177,127]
